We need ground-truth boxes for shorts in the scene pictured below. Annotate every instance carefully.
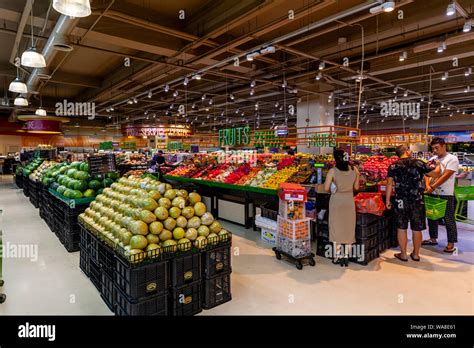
[393,200,426,231]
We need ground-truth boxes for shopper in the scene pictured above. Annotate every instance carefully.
[385,145,440,262]
[66,154,73,163]
[423,137,459,253]
[151,150,166,166]
[324,149,360,267]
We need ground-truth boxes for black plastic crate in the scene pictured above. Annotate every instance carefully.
[14,174,23,189]
[316,236,333,258]
[100,243,116,278]
[115,287,167,316]
[316,221,329,238]
[202,245,231,279]
[79,247,90,277]
[79,224,93,252]
[202,272,232,310]
[379,238,392,252]
[356,222,379,239]
[23,178,30,197]
[356,213,380,227]
[351,246,379,266]
[89,258,102,292]
[115,257,168,301]
[356,234,379,251]
[101,273,115,313]
[62,229,80,252]
[169,281,202,316]
[261,201,278,221]
[171,253,201,287]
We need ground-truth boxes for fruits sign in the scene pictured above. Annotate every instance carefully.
[254,131,286,148]
[308,133,336,148]
[218,126,251,146]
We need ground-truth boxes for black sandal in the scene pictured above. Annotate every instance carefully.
[443,246,456,253]
[422,240,438,246]
[395,253,408,262]
[410,253,420,262]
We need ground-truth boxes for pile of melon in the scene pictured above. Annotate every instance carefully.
[79,175,230,261]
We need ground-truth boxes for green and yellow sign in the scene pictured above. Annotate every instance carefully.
[308,133,336,148]
[218,126,251,146]
[254,131,286,148]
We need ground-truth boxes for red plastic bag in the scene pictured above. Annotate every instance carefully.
[354,193,386,216]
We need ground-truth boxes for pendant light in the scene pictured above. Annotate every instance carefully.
[35,94,46,116]
[21,7,46,68]
[53,0,91,18]
[9,64,28,93]
[14,95,29,106]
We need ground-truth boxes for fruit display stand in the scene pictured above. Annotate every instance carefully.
[28,179,40,208]
[14,172,23,189]
[163,174,278,229]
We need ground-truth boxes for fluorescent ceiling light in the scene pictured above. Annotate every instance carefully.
[35,107,47,116]
[9,77,28,94]
[463,19,472,32]
[370,1,395,14]
[446,1,456,16]
[21,47,46,68]
[53,0,91,17]
[14,95,28,106]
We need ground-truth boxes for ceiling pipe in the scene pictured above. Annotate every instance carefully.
[103,0,384,112]
[9,0,34,65]
[26,15,78,93]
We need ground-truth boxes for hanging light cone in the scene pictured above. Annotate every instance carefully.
[35,107,47,116]
[9,77,28,93]
[21,47,46,68]
[53,0,91,18]
[14,95,28,106]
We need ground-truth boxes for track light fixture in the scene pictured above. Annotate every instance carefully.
[465,67,472,76]
[319,62,325,70]
[164,84,170,92]
[441,72,448,81]
[446,1,456,16]
[369,1,395,14]
[399,51,407,62]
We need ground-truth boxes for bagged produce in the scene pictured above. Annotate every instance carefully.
[354,193,386,216]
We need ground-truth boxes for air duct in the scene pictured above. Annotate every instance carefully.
[26,15,78,92]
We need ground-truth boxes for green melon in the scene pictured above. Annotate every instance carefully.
[74,171,89,181]
[88,180,101,190]
[83,189,95,198]
[56,185,67,195]
[67,169,78,178]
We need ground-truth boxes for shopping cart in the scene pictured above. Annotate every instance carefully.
[0,209,5,303]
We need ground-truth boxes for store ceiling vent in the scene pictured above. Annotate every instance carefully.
[53,34,73,52]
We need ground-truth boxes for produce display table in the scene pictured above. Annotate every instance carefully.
[162,175,277,229]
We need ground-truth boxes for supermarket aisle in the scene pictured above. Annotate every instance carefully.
[0,176,112,315]
[0,174,472,315]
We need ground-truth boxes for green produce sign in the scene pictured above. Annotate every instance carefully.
[218,126,250,146]
[99,141,113,150]
[167,142,184,150]
[254,131,286,148]
[308,133,336,148]
[121,141,136,150]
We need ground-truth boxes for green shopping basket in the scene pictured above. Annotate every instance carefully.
[424,195,447,220]
[454,186,474,224]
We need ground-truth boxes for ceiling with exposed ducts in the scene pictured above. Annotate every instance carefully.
[1,0,474,134]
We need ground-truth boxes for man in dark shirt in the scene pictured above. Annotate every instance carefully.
[386,145,440,262]
[151,150,166,166]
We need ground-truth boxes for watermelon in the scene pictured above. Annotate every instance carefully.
[96,188,104,195]
[73,180,87,192]
[59,166,68,174]
[67,180,77,190]
[71,161,82,169]
[80,163,89,172]
[88,180,101,190]
[50,182,60,191]
[103,178,114,187]
[83,189,95,198]
[67,169,78,178]
[63,189,73,198]
[74,171,88,181]
[107,172,119,180]
[92,175,102,181]
[51,171,60,178]
[56,185,67,195]
[70,190,83,199]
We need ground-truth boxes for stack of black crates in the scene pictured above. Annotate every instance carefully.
[79,223,232,316]
[49,190,89,252]
[14,173,23,189]
[316,210,396,265]
[28,179,40,208]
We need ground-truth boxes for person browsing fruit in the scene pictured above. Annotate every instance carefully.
[385,145,440,262]
[422,137,459,253]
[324,149,360,267]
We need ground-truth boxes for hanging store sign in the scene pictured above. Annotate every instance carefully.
[218,126,251,146]
[254,130,286,148]
[167,142,184,150]
[308,133,336,148]
[124,126,191,138]
[359,133,430,145]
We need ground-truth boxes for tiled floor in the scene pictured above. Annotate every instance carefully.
[0,175,472,315]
